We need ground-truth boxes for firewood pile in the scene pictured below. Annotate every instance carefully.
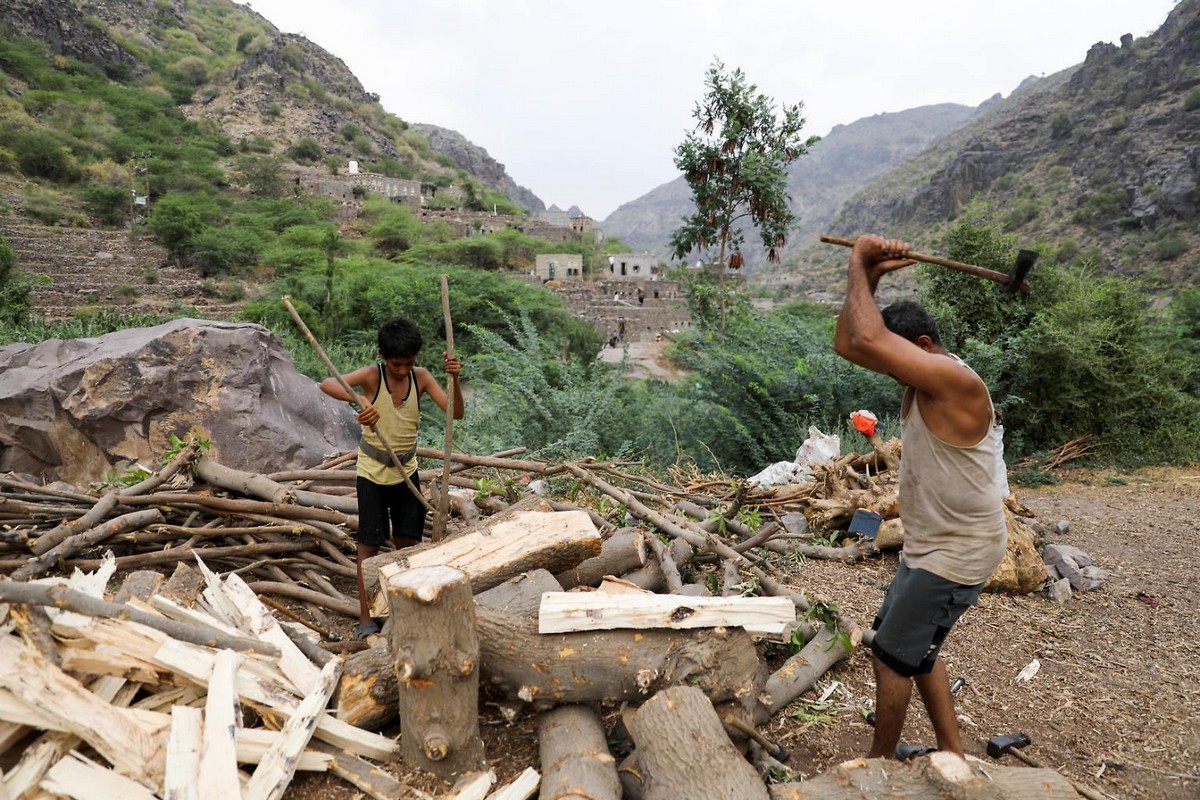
[0,435,1062,799]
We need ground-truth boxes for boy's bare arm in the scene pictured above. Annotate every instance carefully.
[417,354,464,420]
[319,366,381,425]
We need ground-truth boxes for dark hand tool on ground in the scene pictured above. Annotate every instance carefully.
[820,234,1037,293]
[723,717,790,762]
[986,732,1110,800]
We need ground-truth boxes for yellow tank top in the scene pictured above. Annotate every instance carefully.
[356,364,420,485]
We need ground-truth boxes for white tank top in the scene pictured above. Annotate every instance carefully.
[898,360,1007,585]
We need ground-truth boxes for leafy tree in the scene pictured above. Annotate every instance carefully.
[234,155,285,197]
[670,58,817,274]
[82,184,130,227]
[148,193,211,262]
[188,227,263,277]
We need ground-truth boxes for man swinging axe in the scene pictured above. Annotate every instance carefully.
[833,234,1021,762]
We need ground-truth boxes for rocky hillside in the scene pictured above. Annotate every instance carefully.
[0,0,541,210]
[785,0,1200,291]
[602,103,980,268]
[413,124,544,212]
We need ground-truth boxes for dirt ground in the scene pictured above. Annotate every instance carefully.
[292,467,1200,799]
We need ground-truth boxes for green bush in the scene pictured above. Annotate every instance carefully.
[12,131,81,182]
[1002,198,1039,231]
[1050,113,1072,140]
[288,137,322,164]
[22,185,65,224]
[0,236,39,324]
[188,227,264,277]
[149,193,213,260]
[82,184,130,226]
[920,207,1200,464]
[172,56,208,86]
[234,155,285,197]
[1152,232,1188,262]
[1185,87,1200,112]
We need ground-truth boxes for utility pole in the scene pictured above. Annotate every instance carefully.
[128,151,152,249]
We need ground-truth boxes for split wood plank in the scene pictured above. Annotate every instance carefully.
[243,657,341,800]
[151,638,399,761]
[235,729,332,771]
[40,752,159,800]
[198,648,244,799]
[222,571,324,695]
[165,705,203,800]
[537,591,795,637]
[0,637,164,790]
[484,767,540,800]
[441,771,496,800]
[1,675,132,799]
[368,509,601,618]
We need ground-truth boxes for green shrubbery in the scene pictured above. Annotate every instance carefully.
[82,184,130,226]
[919,207,1200,465]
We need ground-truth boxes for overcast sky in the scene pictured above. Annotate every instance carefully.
[241,1,1178,220]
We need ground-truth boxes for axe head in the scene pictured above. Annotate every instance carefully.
[1005,249,1039,293]
[986,731,1032,759]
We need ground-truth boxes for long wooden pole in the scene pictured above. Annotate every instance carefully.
[281,296,433,514]
[433,275,456,542]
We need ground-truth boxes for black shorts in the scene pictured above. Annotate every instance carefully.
[355,475,426,548]
[870,561,982,677]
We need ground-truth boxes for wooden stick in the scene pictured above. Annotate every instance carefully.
[281,295,434,514]
[29,439,201,556]
[0,580,280,657]
[246,581,359,618]
[435,274,456,543]
[11,509,165,580]
[413,448,551,473]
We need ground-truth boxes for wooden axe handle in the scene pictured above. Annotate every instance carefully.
[820,235,1030,292]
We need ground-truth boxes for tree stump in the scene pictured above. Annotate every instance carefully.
[336,570,564,731]
[627,685,767,800]
[386,565,486,779]
[537,705,620,800]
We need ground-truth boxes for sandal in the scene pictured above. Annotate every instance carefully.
[353,619,382,640]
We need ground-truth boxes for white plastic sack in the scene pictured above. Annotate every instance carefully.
[795,426,840,470]
[748,460,804,487]
[749,426,840,487]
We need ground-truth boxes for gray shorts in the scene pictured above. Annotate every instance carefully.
[870,561,983,677]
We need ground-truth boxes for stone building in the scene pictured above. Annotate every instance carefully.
[604,252,663,281]
[534,253,584,281]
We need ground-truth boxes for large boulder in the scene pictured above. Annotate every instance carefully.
[0,319,357,485]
